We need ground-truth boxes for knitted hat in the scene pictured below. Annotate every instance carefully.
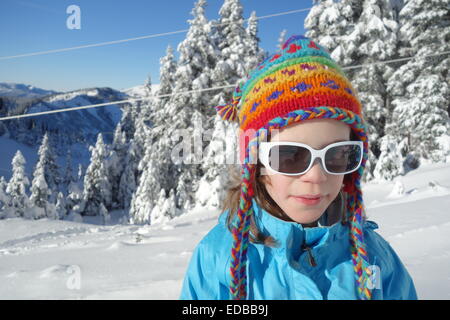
[214,35,372,300]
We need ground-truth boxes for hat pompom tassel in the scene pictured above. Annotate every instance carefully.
[214,102,238,122]
[214,83,243,123]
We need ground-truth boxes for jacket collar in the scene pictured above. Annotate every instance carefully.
[251,198,349,253]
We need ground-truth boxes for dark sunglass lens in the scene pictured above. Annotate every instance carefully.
[325,144,361,173]
[269,145,311,174]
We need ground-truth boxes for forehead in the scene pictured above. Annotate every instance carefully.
[269,119,351,146]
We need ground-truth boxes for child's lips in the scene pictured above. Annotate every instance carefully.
[293,196,323,205]
[294,194,323,199]
[291,194,324,205]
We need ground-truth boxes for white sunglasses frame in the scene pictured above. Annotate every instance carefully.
[258,140,364,176]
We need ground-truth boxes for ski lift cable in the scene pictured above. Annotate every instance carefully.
[0,50,449,122]
[0,8,312,61]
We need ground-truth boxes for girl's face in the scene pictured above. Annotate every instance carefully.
[261,119,351,225]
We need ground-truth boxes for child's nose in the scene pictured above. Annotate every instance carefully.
[301,158,327,182]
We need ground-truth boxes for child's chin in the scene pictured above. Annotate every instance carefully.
[285,207,325,225]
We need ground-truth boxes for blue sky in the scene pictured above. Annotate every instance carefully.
[0,0,312,92]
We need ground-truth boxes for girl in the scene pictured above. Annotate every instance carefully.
[179,35,417,300]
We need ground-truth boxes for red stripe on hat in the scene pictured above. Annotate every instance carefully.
[241,94,362,132]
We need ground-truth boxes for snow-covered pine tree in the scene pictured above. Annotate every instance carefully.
[55,191,67,219]
[127,43,179,223]
[178,0,218,117]
[144,74,152,96]
[5,151,30,218]
[196,113,238,209]
[108,123,127,209]
[63,149,74,193]
[306,0,400,181]
[384,0,450,176]
[245,10,266,75]
[35,132,60,202]
[211,0,253,108]
[29,159,51,219]
[305,0,363,66]
[129,140,163,224]
[118,139,138,214]
[119,101,142,142]
[149,188,178,225]
[194,1,263,214]
[373,134,406,180]
[347,0,399,180]
[66,178,85,217]
[81,134,112,216]
[0,176,9,219]
[154,0,218,214]
[158,45,177,100]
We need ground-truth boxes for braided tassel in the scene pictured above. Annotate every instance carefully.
[348,185,373,300]
[229,162,255,300]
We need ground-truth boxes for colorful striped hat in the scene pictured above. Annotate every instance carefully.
[214,35,372,300]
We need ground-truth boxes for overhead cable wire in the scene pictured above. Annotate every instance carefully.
[0,8,312,60]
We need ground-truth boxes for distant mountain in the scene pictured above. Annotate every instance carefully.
[0,86,128,157]
[0,82,58,98]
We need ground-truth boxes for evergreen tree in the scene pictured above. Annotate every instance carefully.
[0,176,9,219]
[144,74,152,96]
[211,0,254,109]
[306,0,400,181]
[5,151,30,218]
[196,114,237,209]
[158,45,178,99]
[245,10,266,74]
[155,0,218,213]
[29,160,51,219]
[305,0,363,65]
[64,149,74,192]
[129,140,162,224]
[384,0,450,176]
[36,132,60,202]
[346,0,399,180]
[118,140,138,213]
[55,191,67,219]
[66,179,85,216]
[150,188,178,225]
[82,134,112,216]
[108,123,127,209]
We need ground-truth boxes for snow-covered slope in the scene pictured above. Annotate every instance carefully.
[0,163,449,299]
[121,84,160,98]
[1,86,126,156]
[0,82,58,98]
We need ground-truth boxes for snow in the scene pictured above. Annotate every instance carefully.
[0,136,38,181]
[0,82,58,98]
[121,84,160,98]
[0,163,449,299]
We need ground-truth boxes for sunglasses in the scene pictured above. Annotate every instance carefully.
[259,141,363,176]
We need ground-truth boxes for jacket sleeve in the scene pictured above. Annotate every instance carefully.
[364,222,418,300]
[179,236,231,300]
[180,240,214,299]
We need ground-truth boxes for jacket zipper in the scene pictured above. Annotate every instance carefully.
[301,243,317,267]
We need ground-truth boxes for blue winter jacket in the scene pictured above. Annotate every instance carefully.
[180,198,418,300]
